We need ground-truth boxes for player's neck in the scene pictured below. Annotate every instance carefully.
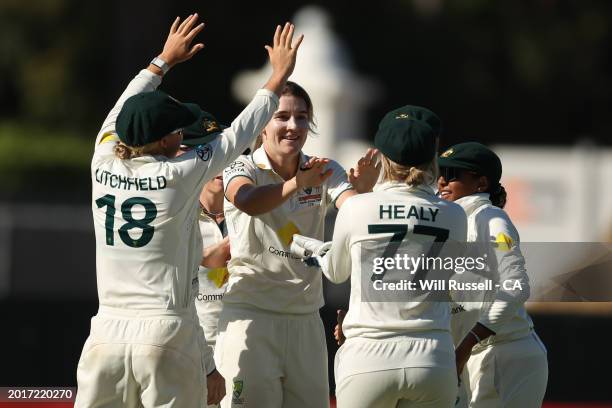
[200,192,223,216]
[266,151,300,181]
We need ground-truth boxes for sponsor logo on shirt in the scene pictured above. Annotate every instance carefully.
[197,292,224,302]
[268,245,303,260]
[224,161,247,176]
[196,144,212,161]
[451,304,466,314]
[297,186,322,207]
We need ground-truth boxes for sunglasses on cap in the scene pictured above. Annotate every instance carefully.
[439,167,478,182]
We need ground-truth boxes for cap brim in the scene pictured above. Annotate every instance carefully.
[438,157,479,172]
[181,125,228,147]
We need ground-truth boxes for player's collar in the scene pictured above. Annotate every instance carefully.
[252,146,308,171]
[374,181,436,196]
[455,193,491,215]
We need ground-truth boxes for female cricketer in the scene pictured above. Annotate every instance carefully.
[292,106,469,408]
[438,142,548,408]
[75,16,302,408]
[216,81,379,407]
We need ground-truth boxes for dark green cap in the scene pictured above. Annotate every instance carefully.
[181,103,227,147]
[438,142,502,185]
[116,90,196,147]
[374,105,442,166]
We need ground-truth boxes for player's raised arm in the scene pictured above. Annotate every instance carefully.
[94,14,205,147]
[185,23,305,181]
[149,14,205,75]
[263,22,304,97]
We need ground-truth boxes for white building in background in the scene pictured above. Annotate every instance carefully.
[232,5,381,170]
[494,145,612,302]
[494,144,612,242]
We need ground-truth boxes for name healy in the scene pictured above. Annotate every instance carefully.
[379,205,439,222]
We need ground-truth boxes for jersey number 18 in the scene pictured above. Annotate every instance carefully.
[95,194,157,248]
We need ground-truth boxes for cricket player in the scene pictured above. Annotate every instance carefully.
[215,80,380,408]
[291,106,469,408]
[75,16,303,408]
[438,142,548,408]
[193,169,230,408]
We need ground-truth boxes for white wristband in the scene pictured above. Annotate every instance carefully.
[150,57,170,75]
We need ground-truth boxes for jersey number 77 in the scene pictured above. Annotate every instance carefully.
[368,224,449,282]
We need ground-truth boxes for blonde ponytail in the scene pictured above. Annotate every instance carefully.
[113,141,161,159]
[381,155,438,187]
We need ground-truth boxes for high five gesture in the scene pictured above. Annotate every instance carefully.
[263,22,304,96]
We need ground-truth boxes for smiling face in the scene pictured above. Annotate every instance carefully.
[437,167,489,202]
[262,95,310,158]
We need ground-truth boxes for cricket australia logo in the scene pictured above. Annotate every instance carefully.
[202,119,220,133]
[196,144,212,162]
[441,148,454,158]
[232,379,245,405]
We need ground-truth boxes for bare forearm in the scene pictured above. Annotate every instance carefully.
[263,72,290,98]
[235,179,298,216]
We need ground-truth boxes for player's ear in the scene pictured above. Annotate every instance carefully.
[477,175,489,192]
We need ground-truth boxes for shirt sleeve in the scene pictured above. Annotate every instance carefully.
[167,89,278,190]
[324,160,354,207]
[326,197,355,283]
[94,69,162,151]
[222,155,258,193]
[196,318,216,375]
[477,209,531,333]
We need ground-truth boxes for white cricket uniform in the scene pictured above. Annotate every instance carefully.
[327,181,468,408]
[215,146,352,408]
[195,211,228,349]
[195,211,229,408]
[451,193,548,408]
[75,69,279,408]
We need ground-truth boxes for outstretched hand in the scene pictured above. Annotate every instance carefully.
[349,148,381,193]
[263,22,304,95]
[296,157,333,189]
[159,13,205,68]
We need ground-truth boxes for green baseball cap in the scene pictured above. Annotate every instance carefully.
[181,103,227,147]
[374,105,442,166]
[116,90,196,147]
[438,142,502,185]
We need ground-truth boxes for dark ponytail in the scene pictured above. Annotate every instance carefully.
[488,183,507,209]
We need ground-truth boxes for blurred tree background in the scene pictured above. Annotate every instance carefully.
[1,0,610,202]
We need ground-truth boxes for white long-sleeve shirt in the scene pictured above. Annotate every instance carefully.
[91,69,278,374]
[327,181,468,339]
[450,193,533,345]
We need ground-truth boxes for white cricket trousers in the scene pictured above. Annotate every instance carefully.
[215,305,330,408]
[465,332,548,408]
[334,335,457,408]
[75,306,206,408]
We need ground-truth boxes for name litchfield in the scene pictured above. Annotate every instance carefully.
[95,169,167,191]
